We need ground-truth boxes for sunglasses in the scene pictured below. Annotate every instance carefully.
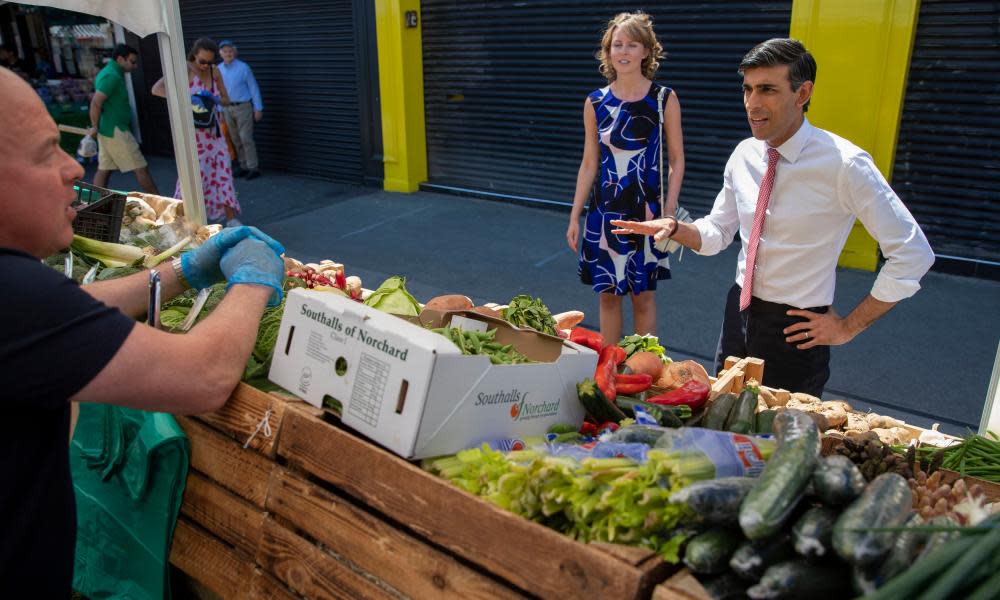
[196,59,214,65]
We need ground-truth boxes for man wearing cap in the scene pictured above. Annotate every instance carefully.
[218,40,263,179]
[87,44,160,194]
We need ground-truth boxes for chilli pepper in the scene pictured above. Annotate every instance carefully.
[613,372,653,395]
[646,379,711,411]
[570,327,605,353]
[595,344,627,401]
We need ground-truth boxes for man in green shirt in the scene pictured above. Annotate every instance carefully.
[87,45,159,194]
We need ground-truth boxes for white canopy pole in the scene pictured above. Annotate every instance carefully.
[980,341,1000,435]
[157,0,204,224]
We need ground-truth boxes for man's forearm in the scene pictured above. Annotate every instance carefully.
[843,294,897,340]
[670,221,703,252]
[89,101,102,131]
[83,262,187,318]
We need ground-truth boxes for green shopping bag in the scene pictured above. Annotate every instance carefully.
[70,404,190,599]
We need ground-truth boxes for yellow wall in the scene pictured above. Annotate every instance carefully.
[791,0,920,271]
[375,1,427,192]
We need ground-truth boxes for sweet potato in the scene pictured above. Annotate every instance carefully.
[655,360,710,390]
[471,306,502,319]
[425,294,475,311]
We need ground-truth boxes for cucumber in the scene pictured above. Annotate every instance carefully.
[832,472,913,567]
[811,454,866,507]
[730,534,797,581]
[791,505,838,561]
[747,560,851,600]
[852,565,879,597]
[576,378,626,424]
[739,410,820,540]
[670,477,757,527]
[726,384,759,432]
[615,396,683,428]
[607,424,668,446]
[914,515,961,563]
[755,409,778,435]
[704,392,738,430]
[876,514,926,585]
[683,527,745,575]
[701,571,750,599]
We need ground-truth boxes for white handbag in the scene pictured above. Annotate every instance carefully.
[653,85,692,255]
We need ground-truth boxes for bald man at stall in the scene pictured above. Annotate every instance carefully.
[0,66,287,596]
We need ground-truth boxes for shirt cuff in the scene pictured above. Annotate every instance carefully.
[870,273,922,303]
[692,218,723,256]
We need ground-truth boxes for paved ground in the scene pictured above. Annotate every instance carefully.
[93,157,1000,434]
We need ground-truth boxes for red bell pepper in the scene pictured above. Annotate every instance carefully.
[570,327,605,353]
[646,379,711,411]
[595,344,626,401]
[613,373,652,395]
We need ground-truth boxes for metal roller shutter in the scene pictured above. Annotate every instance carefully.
[178,0,365,182]
[420,1,791,213]
[892,0,1000,274]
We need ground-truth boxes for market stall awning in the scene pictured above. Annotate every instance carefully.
[20,0,206,224]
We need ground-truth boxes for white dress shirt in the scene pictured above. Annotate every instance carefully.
[694,118,934,309]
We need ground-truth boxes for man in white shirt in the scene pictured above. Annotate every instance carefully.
[611,38,934,395]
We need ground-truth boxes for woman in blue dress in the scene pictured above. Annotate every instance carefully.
[567,11,685,345]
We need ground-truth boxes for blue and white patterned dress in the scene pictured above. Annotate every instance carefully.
[578,82,671,295]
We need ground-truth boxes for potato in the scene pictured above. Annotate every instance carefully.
[425,294,474,311]
[624,351,665,379]
[844,411,870,433]
[791,392,821,404]
[866,414,905,430]
[553,310,585,330]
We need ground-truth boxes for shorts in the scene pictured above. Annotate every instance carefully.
[98,129,147,173]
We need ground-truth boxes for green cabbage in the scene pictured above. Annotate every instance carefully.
[363,276,421,316]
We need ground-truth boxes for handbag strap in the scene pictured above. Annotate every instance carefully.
[657,84,669,219]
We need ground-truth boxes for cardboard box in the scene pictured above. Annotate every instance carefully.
[268,289,597,459]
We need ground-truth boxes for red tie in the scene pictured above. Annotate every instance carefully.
[740,147,781,311]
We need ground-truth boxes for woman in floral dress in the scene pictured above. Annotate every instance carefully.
[153,38,241,226]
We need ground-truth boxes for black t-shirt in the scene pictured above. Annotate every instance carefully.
[0,248,135,596]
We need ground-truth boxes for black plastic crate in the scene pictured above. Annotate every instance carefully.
[72,181,127,242]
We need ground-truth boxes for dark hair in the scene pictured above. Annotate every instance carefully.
[112,44,137,61]
[187,38,218,63]
[739,38,817,111]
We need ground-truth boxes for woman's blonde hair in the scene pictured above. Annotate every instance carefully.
[596,12,665,82]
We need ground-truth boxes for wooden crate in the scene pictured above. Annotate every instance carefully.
[170,384,680,600]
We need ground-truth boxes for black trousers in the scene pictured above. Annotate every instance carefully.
[714,284,831,397]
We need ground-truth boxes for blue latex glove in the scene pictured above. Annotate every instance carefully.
[220,237,286,307]
[180,226,284,290]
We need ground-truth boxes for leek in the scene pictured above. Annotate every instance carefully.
[71,234,192,269]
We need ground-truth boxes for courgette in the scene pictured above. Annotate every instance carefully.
[747,560,851,600]
[791,505,838,561]
[914,514,960,563]
[607,424,669,446]
[876,513,926,583]
[726,383,759,432]
[670,477,757,527]
[615,396,683,428]
[730,534,797,581]
[755,409,778,435]
[811,454,866,507]
[739,410,820,540]
[701,571,751,600]
[683,527,745,575]
[576,378,626,424]
[832,472,912,567]
[704,392,738,430]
